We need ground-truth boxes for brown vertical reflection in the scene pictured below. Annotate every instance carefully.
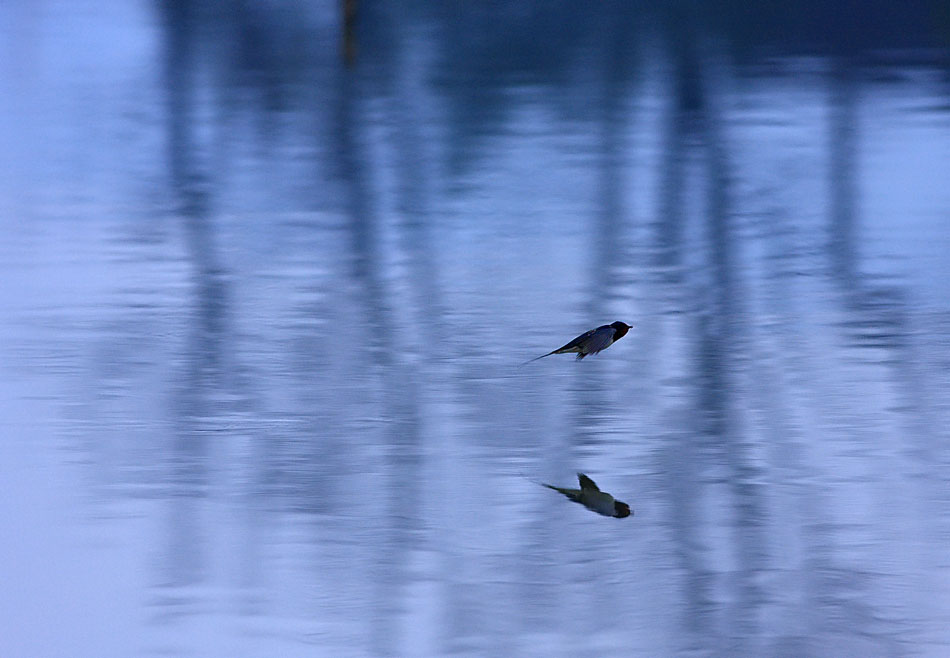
[342,0,358,66]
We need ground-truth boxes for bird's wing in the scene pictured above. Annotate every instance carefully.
[552,328,597,353]
[577,473,600,491]
[580,326,616,354]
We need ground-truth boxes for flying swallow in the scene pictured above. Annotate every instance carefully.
[542,473,632,518]
[525,321,632,363]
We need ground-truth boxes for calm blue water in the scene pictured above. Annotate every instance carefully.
[2,2,949,656]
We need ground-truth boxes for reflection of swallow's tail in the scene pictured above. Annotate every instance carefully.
[519,472,547,488]
[521,473,581,502]
[542,483,581,502]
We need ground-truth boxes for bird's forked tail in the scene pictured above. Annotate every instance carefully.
[521,351,556,366]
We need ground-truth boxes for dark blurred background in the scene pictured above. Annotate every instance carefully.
[1,1,949,656]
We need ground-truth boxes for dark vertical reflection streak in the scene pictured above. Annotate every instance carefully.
[828,58,907,356]
[388,42,446,361]
[209,4,266,616]
[385,15,458,654]
[161,0,213,597]
[657,19,715,653]
[572,17,634,640]
[699,47,767,653]
[815,57,870,648]
[160,0,259,629]
[573,14,631,454]
[654,106,686,283]
[653,19,700,283]
[829,59,857,286]
[342,0,359,66]
[824,57,924,653]
[333,47,422,656]
[589,18,630,317]
[750,180,824,651]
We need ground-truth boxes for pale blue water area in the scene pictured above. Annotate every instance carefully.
[1,1,949,656]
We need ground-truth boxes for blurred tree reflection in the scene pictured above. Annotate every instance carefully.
[133,0,950,653]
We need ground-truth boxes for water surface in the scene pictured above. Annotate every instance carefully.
[1,2,949,656]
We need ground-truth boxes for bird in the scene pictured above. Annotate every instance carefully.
[524,321,632,363]
[541,473,632,518]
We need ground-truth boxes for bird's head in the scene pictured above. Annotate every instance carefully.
[614,501,632,518]
[610,321,632,339]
